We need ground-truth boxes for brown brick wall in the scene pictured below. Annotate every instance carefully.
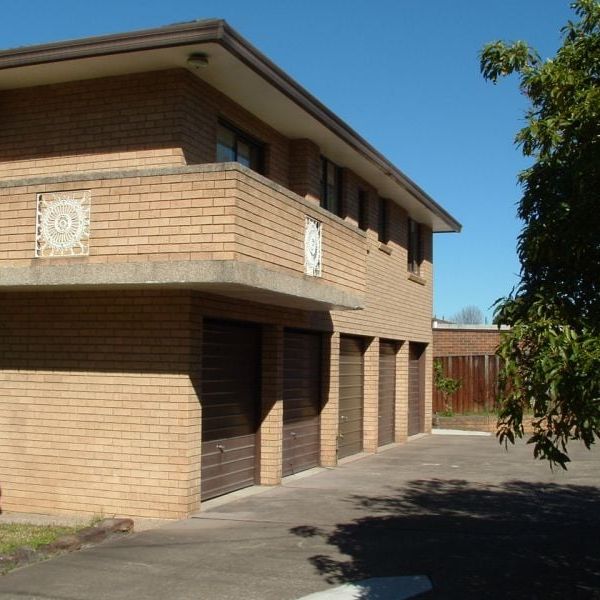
[433,329,505,356]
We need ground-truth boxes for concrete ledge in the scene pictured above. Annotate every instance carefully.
[0,259,363,311]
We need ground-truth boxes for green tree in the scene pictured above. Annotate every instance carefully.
[480,0,600,467]
[433,360,462,416]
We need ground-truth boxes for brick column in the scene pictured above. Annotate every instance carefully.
[423,343,433,434]
[363,337,379,453]
[289,138,322,204]
[259,324,284,485]
[395,341,409,442]
[185,310,203,515]
[320,331,339,467]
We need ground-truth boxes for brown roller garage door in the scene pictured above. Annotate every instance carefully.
[283,330,321,476]
[201,319,261,500]
[338,335,364,459]
[408,343,425,436]
[378,340,396,446]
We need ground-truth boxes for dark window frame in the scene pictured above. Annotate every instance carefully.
[408,217,423,274]
[378,197,389,243]
[358,189,369,231]
[320,156,343,217]
[216,119,265,174]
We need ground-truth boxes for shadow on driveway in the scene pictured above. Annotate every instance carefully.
[291,479,600,599]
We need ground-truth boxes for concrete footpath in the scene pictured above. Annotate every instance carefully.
[0,434,598,599]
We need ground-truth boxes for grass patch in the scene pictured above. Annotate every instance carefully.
[0,523,78,555]
[438,410,500,417]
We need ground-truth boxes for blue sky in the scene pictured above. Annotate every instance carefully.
[1,1,573,320]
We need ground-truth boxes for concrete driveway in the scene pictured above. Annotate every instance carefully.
[0,434,599,599]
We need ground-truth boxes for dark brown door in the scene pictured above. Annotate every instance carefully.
[201,319,261,501]
[283,330,321,476]
[408,343,425,436]
[338,336,364,459]
[378,340,396,446]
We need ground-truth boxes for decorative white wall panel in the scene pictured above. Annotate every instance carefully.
[304,216,322,277]
[35,190,91,257]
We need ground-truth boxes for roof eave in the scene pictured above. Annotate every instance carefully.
[0,20,461,233]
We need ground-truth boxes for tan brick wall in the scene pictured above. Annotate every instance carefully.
[231,169,366,293]
[363,338,379,453]
[0,69,291,186]
[331,171,433,344]
[423,344,433,434]
[320,332,340,467]
[433,329,505,356]
[0,66,437,514]
[395,341,409,442]
[0,71,187,179]
[0,290,199,519]
[179,72,291,187]
[289,139,321,203]
[259,325,284,485]
[0,165,366,298]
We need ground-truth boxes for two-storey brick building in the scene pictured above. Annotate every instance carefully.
[0,21,460,518]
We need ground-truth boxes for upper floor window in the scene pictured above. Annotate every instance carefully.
[216,121,263,173]
[358,190,369,231]
[378,198,389,243]
[408,217,423,274]
[320,157,342,217]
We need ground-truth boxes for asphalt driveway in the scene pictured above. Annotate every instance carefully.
[0,433,599,599]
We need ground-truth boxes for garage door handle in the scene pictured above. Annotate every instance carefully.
[216,444,225,452]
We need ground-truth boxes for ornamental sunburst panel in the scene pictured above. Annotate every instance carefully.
[304,216,322,277]
[35,191,91,257]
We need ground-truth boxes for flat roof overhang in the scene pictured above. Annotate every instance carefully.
[0,20,461,234]
[0,260,364,312]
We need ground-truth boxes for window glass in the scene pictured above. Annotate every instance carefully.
[237,140,251,168]
[378,198,389,243]
[321,157,341,216]
[408,218,422,274]
[358,190,368,230]
[248,145,261,172]
[216,125,236,163]
[216,122,263,173]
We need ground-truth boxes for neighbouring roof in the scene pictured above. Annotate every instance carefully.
[432,321,510,331]
[0,20,461,233]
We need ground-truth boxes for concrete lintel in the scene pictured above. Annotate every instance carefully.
[0,260,364,312]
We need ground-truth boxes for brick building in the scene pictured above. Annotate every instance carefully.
[432,322,509,357]
[0,21,460,518]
